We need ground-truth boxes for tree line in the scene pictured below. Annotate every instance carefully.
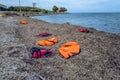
[0,6,52,14]
[0,5,67,14]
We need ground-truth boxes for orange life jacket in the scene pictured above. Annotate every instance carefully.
[59,42,80,59]
[20,20,28,24]
[37,37,58,46]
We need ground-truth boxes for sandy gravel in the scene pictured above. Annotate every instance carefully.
[0,16,120,80]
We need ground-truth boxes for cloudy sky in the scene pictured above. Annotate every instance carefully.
[0,0,120,12]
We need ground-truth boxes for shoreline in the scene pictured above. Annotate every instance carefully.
[30,13,120,34]
[1,11,119,34]
[0,16,120,80]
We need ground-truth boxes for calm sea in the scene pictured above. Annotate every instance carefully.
[31,13,120,34]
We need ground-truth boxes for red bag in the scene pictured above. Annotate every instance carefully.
[30,47,52,59]
[37,32,52,37]
[78,28,89,33]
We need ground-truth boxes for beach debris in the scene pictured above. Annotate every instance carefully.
[30,46,52,59]
[37,32,52,37]
[78,27,89,33]
[59,42,80,59]
[37,37,58,46]
[20,20,28,24]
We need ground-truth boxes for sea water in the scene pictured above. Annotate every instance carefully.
[31,13,120,34]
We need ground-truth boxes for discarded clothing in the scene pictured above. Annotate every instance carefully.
[30,47,52,58]
[78,28,89,33]
[37,37,58,46]
[37,32,52,37]
[59,42,80,59]
[20,20,28,24]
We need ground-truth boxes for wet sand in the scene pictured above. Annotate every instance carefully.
[0,16,120,80]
